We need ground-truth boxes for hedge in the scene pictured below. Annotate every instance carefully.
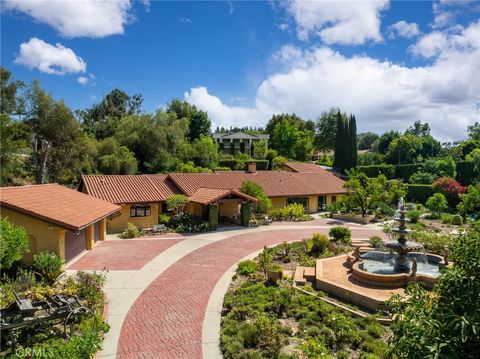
[456,161,475,185]
[209,204,219,230]
[218,159,240,170]
[406,184,435,204]
[248,160,269,170]
[357,164,395,179]
[240,203,251,227]
[396,163,423,182]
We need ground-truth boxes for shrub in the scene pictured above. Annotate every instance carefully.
[75,271,106,311]
[369,236,383,248]
[456,160,475,185]
[407,209,421,223]
[357,164,395,179]
[426,193,448,218]
[269,203,312,222]
[451,214,463,226]
[32,252,64,285]
[209,204,219,230]
[396,163,423,182]
[218,159,240,170]
[411,230,453,255]
[409,171,436,184]
[441,213,452,224]
[457,184,480,217]
[329,226,352,244]
[309,233,329,256]
[432,177,467,207]
[0,217,29,271]
[158,214,170,224]
[237,260,259,276]
[119,222,141,239]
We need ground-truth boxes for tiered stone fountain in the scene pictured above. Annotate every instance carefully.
[386,197,424,273]
[349,197,447,289]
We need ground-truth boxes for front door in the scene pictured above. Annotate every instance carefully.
[318,196,327,211]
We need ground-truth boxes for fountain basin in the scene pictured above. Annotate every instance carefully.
[350,250,446,290]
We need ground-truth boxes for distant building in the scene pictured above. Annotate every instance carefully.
[212,131,269,156]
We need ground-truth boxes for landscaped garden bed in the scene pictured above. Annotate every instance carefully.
[221,235,390,358]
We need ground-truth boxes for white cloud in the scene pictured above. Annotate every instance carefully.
[179,17,192,24]
[14,38,86,75]
[3,0,133,38]
[185,22,480,141]
[432,0,478,28]
[409,32,448,58]
[388,20,420,38]
[286,0,389,45]
[78,73,96,86]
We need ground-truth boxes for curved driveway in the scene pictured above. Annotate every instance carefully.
[71,220,384,358]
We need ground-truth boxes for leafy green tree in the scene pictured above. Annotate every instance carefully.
[340,171,386,217]
[78,89,143,140]
[426,193,448,218]
[459,139,480,160]
[240,180,271,213]
[96,137,137,174]
[0,67,24,116]
[372,130,400,154]
[166,194,189,215]
[0,217,29,270]
[314,108,346,151]
[175,161,212,173]
[457,184,480,217]
[357,132,379,150]
[405,120,431,137]
[409,171,437,184]
[388,229,480,358]
[265,149,278,170]
[436,156,456,178]
[188,109,211,141]
[466,148,480,183]
[272,118,313,161]
[467,121,480,141]
[265,113,306,146]
[24,81,88,184]
[253,139,268,159]
[386,134,423,164]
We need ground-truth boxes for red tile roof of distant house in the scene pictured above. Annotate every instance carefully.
[283,162,328,173]
[0,184,120,231]
[80,175,180,204]
[189,188,258,205]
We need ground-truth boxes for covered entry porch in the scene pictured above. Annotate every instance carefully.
[186,188,258,227]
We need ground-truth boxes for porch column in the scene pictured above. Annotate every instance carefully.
[99,218,107,241]
[86,225,95,250]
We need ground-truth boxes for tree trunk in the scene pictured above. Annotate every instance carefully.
[36,139,50,184]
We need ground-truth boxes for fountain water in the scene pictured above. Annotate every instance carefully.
[386,197,424,273]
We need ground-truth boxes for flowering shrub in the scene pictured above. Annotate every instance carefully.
[432,177,467,206]
[75,271,106,311]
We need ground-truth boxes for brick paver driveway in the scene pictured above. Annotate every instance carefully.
[67,238,182,270]
[116,226,384,359]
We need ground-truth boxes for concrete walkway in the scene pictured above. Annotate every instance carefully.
[68,220,385,358]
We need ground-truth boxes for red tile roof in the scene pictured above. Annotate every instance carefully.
[283,162,328,173]
[168,171,345,197]
[80,175,179,204]
[0,184,120,231]
[189,188,258,205]
[81,170,345,204]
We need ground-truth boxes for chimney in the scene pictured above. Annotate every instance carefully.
[247,161,257,173]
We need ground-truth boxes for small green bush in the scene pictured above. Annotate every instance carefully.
[329,226,352,244]
[32,251,64,285]
[412,230,453,255]
[75,271,106,311]
[269,203,313,222]
[407,209,422,223]
[441,213,453,224]
[451,214,463,226]
[309,233,329,256]
[119,222,141,239]
[426,193,448,218]
[0,217,30,271]
[237,260,259,275]
[369,236,383,248]
[158,214,170,224]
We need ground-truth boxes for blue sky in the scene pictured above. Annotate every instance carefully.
[1,1,479,140]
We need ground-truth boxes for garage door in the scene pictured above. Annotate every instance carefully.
[65,229,87,262]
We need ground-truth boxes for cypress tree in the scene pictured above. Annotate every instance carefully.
[333,112,343,172]
[349,114,357,169]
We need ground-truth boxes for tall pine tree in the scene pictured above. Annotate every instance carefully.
[333,112,357,173]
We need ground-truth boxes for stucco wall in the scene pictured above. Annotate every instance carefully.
[107,203,159,233]
[219,201,240,217]
[185,202,203,218]
[1,208,65,263]
[270,197,287,209]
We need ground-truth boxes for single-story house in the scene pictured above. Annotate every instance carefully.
[0,184,120,263]
[79,162,346,233]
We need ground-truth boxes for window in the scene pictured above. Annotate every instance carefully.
[287,197,309,210]
[331,196,337,203]
[130,204,151,217]
[318,196,327,211]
